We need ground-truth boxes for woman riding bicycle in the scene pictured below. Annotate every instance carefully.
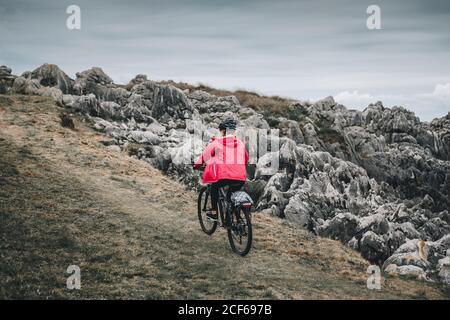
[194,118,249,221]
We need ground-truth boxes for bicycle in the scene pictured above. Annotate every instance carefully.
[197,183,253,256]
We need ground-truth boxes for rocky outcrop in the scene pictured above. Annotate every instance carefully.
[73,67,114,94]
[430,112,450,161]
[0,66,16,94]
[29,63,74,94]
[2,63,449,285]
[382,237,450,282]
[132,81,195,128]
[72,67,130,106]
[12,76,63,100]
[126,74,148,90]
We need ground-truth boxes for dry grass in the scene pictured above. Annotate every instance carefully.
[0,94,448,300]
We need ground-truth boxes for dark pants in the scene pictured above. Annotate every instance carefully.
[210,179,245,211]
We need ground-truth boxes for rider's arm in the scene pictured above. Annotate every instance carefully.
[194,140,217,169]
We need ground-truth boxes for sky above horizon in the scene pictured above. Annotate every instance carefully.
[1,0,450,121]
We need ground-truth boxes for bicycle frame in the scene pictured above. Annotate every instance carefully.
[205,184,230,227]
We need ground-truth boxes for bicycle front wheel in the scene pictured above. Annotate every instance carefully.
[227,207,252,256]
[197,186,218,235]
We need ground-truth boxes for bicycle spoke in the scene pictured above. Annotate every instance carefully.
[198,187,217,235]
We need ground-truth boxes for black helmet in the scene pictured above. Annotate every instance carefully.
[219,118,237,131]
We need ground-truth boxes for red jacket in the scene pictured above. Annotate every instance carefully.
[194,136,249,184]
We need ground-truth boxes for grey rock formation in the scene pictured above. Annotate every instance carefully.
[430,112,450,161]
[12,76,41,95]
[29,63,74,94]
[0,65,16,93]
[60,94,99,115]
[73,67,114,93]
[12,76,63,100]
[437,252,450,285]
[72,67,130,106]
[126,74,148,90]
[132,81,194,128]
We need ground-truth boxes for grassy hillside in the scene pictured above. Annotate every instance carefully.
[0,95,448,299]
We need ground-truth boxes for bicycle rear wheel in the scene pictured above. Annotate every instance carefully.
[197,186,218,235]
[227,207,252,256]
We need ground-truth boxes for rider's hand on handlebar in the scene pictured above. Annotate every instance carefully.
[193,164,206,171]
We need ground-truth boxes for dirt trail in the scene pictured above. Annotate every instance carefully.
[0,95,448,299]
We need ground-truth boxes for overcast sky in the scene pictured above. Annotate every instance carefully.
[1,0,449,121]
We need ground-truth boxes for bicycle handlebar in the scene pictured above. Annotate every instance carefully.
[193,164,206,171]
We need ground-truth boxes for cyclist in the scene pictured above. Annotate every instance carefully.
[194,118,249,221]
